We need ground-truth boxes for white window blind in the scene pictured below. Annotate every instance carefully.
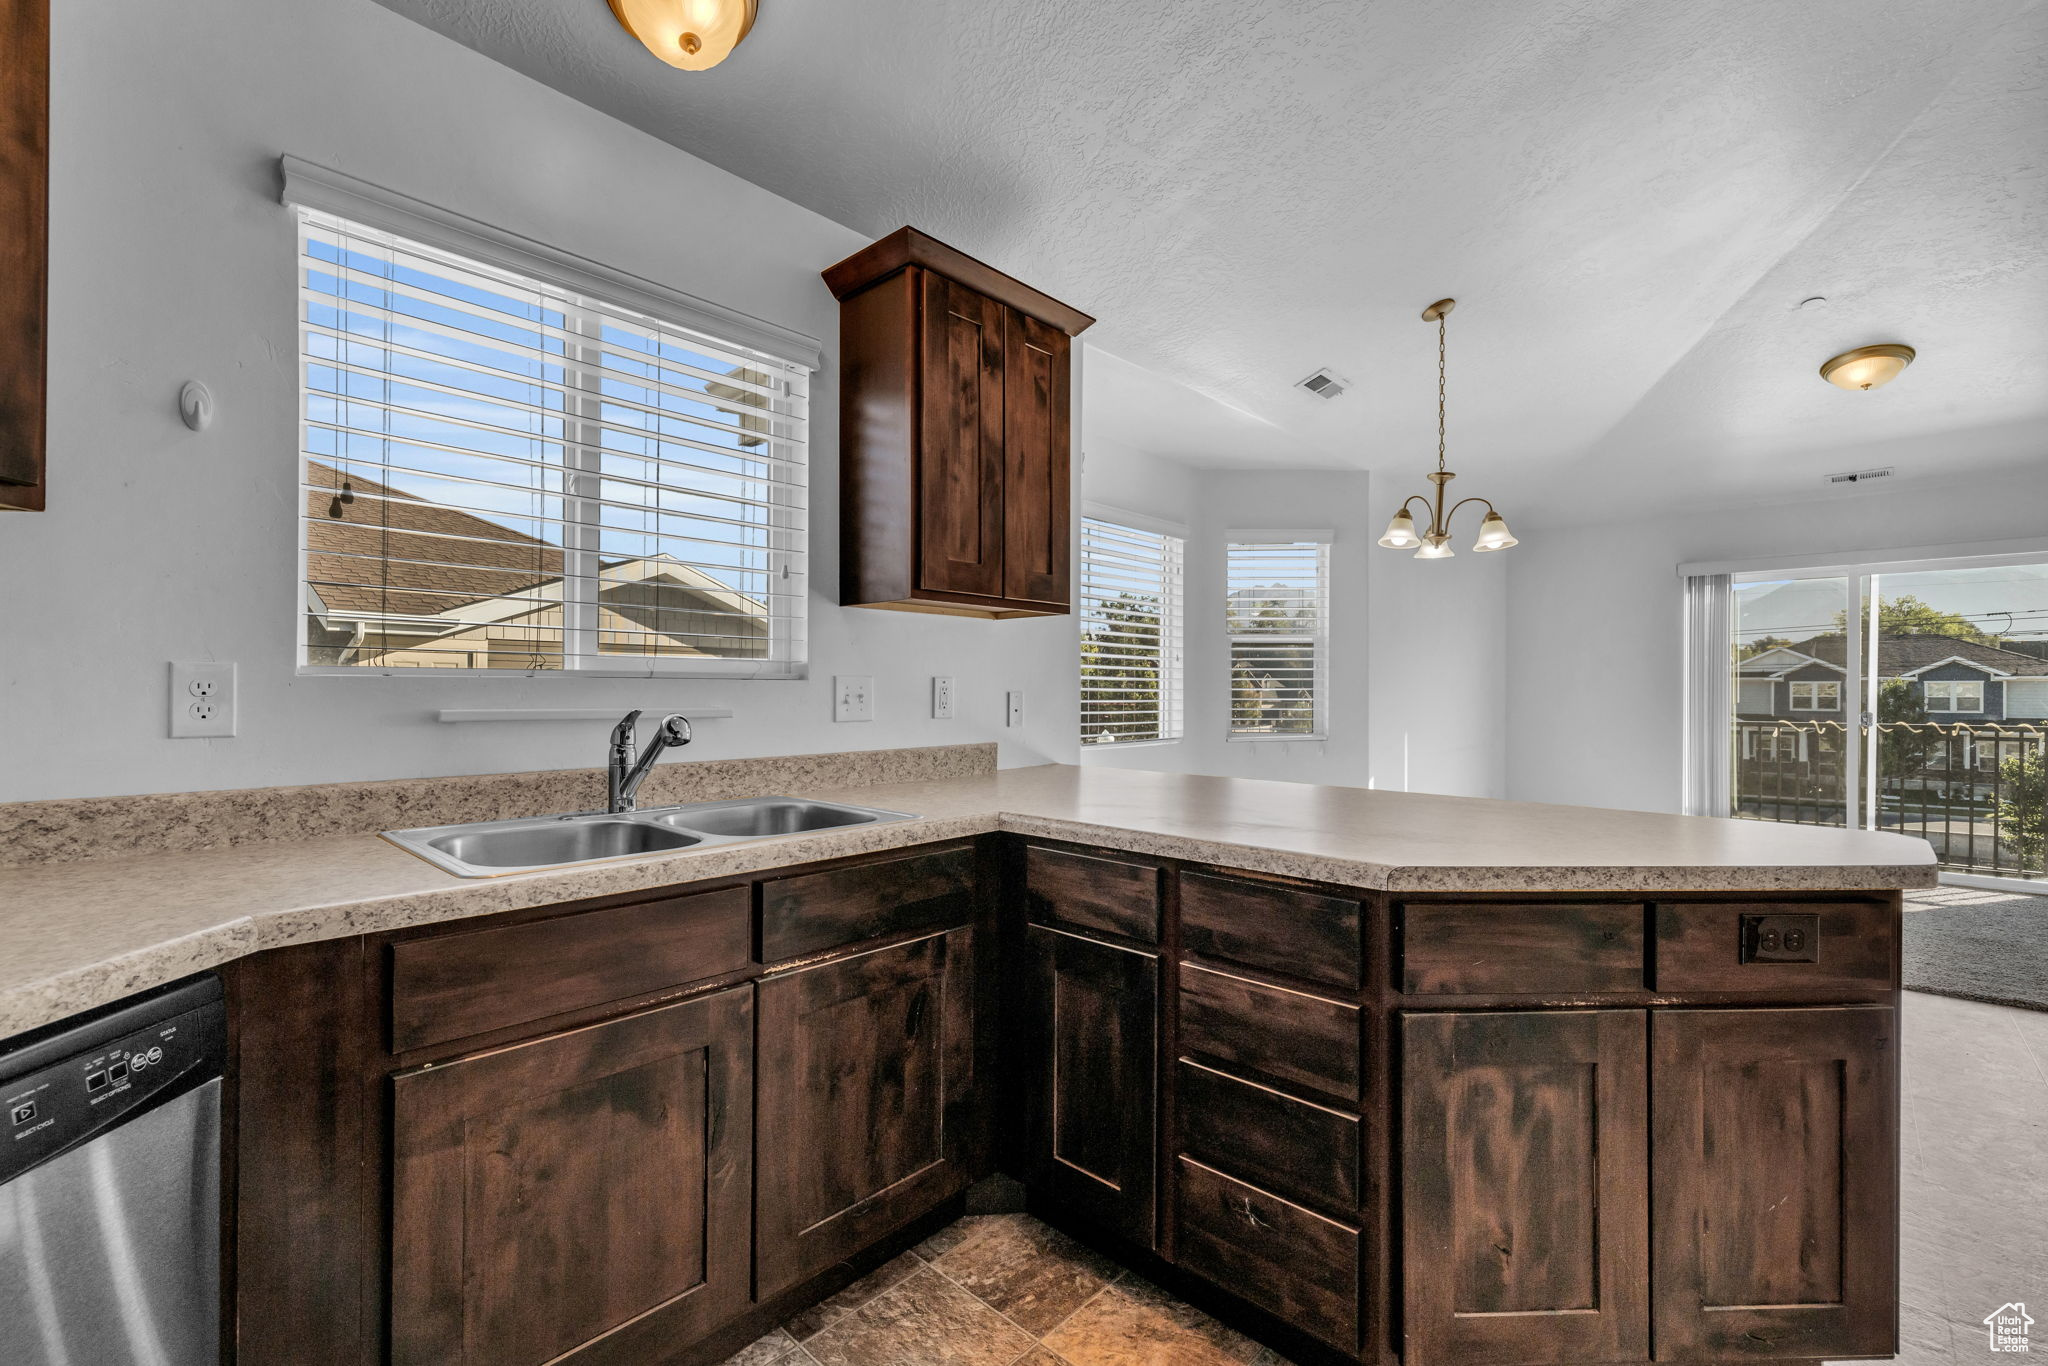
[294,208,810,677]
[1079,516,1185,744]
[1226,537,1329,738]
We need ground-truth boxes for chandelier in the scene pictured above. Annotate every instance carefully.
[1377,299,1517,559]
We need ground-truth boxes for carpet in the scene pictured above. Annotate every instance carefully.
[1903,886,2048,1012]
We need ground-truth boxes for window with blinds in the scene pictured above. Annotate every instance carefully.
[1226,537,1329,738]
[295,209,809,676]
[1079,516,1184,744]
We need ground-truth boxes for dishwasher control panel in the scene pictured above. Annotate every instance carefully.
[1,990,226,1185]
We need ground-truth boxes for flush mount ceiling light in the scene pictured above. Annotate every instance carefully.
[1819,343,1915,391]
[609,0,758,71]
[1377,299,1517,560]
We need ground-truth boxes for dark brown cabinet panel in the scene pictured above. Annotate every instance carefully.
[1401,901,1644,996]
[1176,1156,1362,1353]
[1025,843,1161,944]
[1177,1058,1361,1216]
[1181,871,1363,991]
[389,886,751,1052]
[1179,962,1362,1105]
[1000,309,1070,607]
[758,844,975,962]
[1,0,48,510]
[1020,924,1159,1247]
[1653,900,1893,994]
[388,986,753,1366]
[1401,1009,1650,1366]
[826,227,1092,618]
[756,926,981,1297]
[1651,1006,1897,1362]
[917,272,1006,600]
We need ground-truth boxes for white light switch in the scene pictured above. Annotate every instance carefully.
[834,675,874,722]
[169,661,237,738]
[932,676,955,720]
[1006,690,1024,728]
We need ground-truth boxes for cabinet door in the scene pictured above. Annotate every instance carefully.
[756,926,980,1297]
[1021,924,1158,1247]
[1402,1010,1649,1366]
[389,986,753,1366]
[1651,1006,1896,1362]
[1001,308,1070,608]
[917,272,1006,600]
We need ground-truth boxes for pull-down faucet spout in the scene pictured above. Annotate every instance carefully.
[606,710,692,813]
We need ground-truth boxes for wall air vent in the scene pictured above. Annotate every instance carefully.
[1826,466,1894,485]
[1297,368,1351,400]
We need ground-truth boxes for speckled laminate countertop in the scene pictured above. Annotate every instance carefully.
[0,764,1935,1037]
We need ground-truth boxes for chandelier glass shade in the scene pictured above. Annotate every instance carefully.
[1377,298,1518,559]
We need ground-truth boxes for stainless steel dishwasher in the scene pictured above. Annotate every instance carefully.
[0,974,226,1366]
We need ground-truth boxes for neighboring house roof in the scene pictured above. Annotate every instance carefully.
[306,461,562,619]
[1742,633,2048,679]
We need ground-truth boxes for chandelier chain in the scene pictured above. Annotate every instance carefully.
[1436,310,1448,474]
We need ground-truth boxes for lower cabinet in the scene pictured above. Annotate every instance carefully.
[1651,1005,1897,1363]
[388,985,754,1366]
[1019,923,1159,1247]
[755,925,981,1297]
[1401,1009,1651,1366]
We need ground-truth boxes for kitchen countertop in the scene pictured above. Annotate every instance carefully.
[0,763,1935,1037]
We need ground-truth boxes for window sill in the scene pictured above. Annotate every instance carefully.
[1082,737,1183,751]
[1226,732,1328,744]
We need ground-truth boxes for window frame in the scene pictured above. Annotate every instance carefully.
[1789,680,1841,712]
[1224,531,1332,742]
[1924,679,1985,713]
[282,160,820,681]
[1077,507,1186,747]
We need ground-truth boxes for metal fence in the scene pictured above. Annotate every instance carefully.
[1733,721,2048,879]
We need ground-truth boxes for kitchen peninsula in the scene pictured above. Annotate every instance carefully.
[0,749,1934,1366]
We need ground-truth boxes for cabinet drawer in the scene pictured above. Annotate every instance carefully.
[1025,844,1160,943]
[1182,872,1362,991]
[1653,900,1892,993]
[1177,1059,1361,1215]
[759,846,975,962]
[389,886,751,1053]
[1176,1156,1360,1352]
[1402,902,1643,995]
[1178,962,1362,1104]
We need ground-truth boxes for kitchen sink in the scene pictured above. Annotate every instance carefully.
[648,799,888,839]
[384,796,916,878]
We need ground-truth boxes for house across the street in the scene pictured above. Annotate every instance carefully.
[1738,633,2048,723]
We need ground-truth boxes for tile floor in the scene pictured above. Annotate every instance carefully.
[721,991,2045,1366]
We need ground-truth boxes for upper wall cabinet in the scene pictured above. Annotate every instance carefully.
[0,0,49,511]
[825,227,1093,618]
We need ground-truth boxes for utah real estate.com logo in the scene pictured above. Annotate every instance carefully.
[1986,1303,2035,1352]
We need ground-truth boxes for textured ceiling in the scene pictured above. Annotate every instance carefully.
[371,0,2048,522]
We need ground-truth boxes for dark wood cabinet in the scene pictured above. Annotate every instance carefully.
[825,227,1091,618]
[755,925,982,1297]
[1020,923,1160,1247]
[1401,1009,1651,1366]
[1651,1006,1897,1363]
[1,0,48,510]
[388,986,754,1366]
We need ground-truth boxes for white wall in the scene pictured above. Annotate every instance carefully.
[0,0,1078,803]
[1505,465,2048,813]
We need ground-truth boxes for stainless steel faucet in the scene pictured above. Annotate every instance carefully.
[607,710,692,813]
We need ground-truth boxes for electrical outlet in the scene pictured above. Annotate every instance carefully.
[833,675,874,723]
[932,676,955,720]
[169,662,237,738]
[1006,690,1024,728]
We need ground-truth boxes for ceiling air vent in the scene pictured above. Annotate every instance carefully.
[1297,368,1351,400]
[1826,466,1894,485]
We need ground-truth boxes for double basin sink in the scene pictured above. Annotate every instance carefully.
[383,797,917,879]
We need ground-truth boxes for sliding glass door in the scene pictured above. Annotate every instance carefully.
[1713,554,2048,883]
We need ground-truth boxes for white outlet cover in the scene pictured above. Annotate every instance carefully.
[931,676,955,720]
[833,675,874,723]
[170,661,237,738]
[1006,690,1024,728]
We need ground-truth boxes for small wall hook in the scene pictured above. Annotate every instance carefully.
[178,380,215,432]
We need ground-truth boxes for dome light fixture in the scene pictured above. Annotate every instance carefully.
[1819,343,1915,391]
[610,0,758,71]
[1377,299,1518,560]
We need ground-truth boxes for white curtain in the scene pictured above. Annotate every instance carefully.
[1680,573,1732,816]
